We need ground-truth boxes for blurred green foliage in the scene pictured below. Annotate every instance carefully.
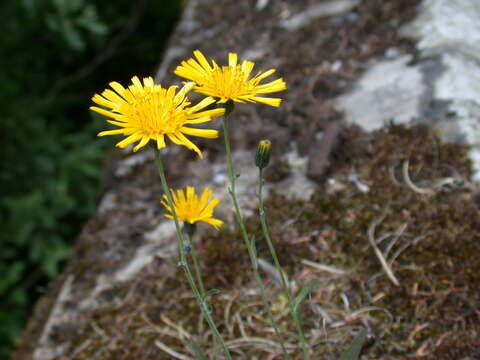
[0,0,180,356]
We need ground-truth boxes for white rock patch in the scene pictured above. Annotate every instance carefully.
[336,55,425,132]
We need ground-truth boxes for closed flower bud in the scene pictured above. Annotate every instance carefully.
[255,140,272,169]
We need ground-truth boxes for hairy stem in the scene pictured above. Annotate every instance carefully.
[222,108,291,359]
[186,231,206,298]
[258,168,310,359]
[153,149,231,360]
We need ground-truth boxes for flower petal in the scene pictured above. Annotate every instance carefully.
[116,133,143,148]
[180,127,218,138]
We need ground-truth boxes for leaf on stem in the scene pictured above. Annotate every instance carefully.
[339,329,367,360]
[190,340,209,360]
[203,289,221,299]
[293,279,317,317]
[250,235,258,270]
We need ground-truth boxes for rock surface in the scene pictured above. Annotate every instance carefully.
[13,1,480,359]
[339,0,480,179]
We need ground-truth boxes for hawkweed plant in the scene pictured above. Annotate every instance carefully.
[89,54,333,358]
[91,76,232,359]
[175,51,297,358]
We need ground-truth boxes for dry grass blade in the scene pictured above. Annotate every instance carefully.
[384,223,408,257]
[389,234,428,266]
[155,340,192,360]
[301,259,348,275]
[161,313,192,340]
[226,336,296,352]
[402,160,434,195]
[367,211,400,286]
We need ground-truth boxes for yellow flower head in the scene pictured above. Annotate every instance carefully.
[174,50,287,107]
[90,76,225,157]
[161,186,223,229]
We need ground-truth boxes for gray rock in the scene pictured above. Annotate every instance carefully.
[337,0,480,179]
[336,55,425,132]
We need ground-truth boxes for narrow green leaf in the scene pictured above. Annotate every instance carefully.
[293,279,317,315]
[203,289,221,298]
[250,235,258,270]
[190,340,208,360]
[339,329,367,360]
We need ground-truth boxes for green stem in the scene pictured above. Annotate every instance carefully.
[258,168,310,359]
[222,109,291,359]
[186,231,206,298]
[153,149,231,360]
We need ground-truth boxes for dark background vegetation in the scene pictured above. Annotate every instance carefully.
[0,0,181,356]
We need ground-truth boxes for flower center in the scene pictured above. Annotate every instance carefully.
[210,65,252,98]
[131,91,186,136]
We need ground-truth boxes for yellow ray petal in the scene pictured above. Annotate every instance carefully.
[253,69,276,82]
[97,129,126,137]
[199,187,213,209]
[133,136,150,152]
[180,127,218,138]
[156,134,166,149]
[246,96,282,107]
[116,133,143,148]
[90,106,121,120]
[175,133,203,158]
[228,53,238,67]
[194,50,213,71]
[202,217,223,229]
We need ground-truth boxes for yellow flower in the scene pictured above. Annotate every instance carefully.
[161,186,223,229]
[90,76,225,157]
[174,50,287,106]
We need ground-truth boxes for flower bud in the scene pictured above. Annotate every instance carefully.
[255,140,272,169]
